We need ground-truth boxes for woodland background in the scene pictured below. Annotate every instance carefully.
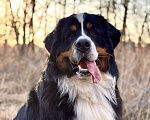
[0,0,150,120]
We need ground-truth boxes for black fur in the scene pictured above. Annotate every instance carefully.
[14,13,122,120]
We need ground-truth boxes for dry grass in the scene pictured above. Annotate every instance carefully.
[115,43,150,120]
[0,43,150,120]
[0,45,47,120]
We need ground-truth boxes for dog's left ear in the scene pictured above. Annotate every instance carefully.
[97,15,121,49]
[106,22,121,49]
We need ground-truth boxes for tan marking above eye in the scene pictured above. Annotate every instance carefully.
[70,25,77,31]
[87,23,93,29]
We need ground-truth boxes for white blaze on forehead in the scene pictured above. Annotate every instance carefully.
[75,13,90,41]
[75,13,85,35]
[75,13,84,24]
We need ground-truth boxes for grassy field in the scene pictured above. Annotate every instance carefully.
[0,43,149,120]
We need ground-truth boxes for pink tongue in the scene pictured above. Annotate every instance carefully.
[86,61,101,83]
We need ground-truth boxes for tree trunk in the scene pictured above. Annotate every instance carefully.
[73,0,76,13]
[22,3,27,54]
[63,0,66,17]
[122,0,129,37]
[31,0,36,52]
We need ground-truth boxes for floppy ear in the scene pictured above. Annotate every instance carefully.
[44,31,58,62]
[44,31,55,53]
[44,18,65,62]
[106,22,121,49]
[97,15,121,49]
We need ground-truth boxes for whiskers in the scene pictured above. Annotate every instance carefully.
[98,52,114,59]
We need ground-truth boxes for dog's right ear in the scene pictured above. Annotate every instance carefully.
[44,18,65,62]
[44,31,55,53]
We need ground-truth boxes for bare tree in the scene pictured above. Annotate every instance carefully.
[28,0,36,51]
[4,0,8,47]
[44,0,51,37]
[122,0,129,38]
[73,0,76,13]
[63,0,67,17]
[139,12,149,46]
[99,0,102,15]
[1,0,150,54]
[106,1,110,21]
[23,2,27,46]
[112,0,117,27]
[8,0,20,45]
[54,0,58,24]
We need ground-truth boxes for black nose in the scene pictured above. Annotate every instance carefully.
[75,39,91,52]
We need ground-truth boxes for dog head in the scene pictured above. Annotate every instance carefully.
[44,13,120,81]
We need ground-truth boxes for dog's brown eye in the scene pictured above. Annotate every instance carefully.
[90,30,96,36]
[68,33,74,39]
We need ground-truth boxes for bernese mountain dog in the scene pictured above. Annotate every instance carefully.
[14,13,122,120]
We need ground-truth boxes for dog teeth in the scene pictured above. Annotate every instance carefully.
[79,69,88,73]
[76,65,91,78]
[78,65,88,71]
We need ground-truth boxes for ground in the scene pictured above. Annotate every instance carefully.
[0,43,150,120]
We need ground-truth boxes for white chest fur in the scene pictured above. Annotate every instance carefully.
[58,73,117,120]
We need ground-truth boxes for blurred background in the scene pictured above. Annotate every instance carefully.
[0,0,150,119]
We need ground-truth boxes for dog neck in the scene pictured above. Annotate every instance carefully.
[58,72,117,120]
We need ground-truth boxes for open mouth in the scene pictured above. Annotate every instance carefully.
[77,58,91,77]
[69,57,101,83]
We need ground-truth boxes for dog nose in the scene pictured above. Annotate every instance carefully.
[75,39,91,52]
